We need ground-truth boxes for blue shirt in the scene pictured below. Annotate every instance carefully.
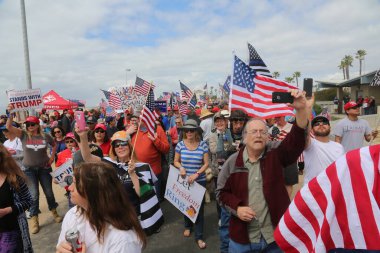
[175,140,208,182]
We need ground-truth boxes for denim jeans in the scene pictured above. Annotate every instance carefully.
[24,166,58,216]
[229,237,282,253]
[184,181,205,241]
[220,206,231,253]
[154,173,163,202]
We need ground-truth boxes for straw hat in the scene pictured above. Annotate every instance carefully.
[199,108,214,119]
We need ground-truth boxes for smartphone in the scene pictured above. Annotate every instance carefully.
[75,111,86,131]
[272,92,294,104]
[303,78,313,97]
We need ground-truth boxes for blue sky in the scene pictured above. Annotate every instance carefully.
[0,0,379,112]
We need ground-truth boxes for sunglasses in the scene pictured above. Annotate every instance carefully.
[184,129,195,133]
[313,121,329,127]
[65,140,75,144]
[113,141,129,148]
[26,122,36,127]
[95,129,105,133]
[350,106,359,110]
[54,130,62,134]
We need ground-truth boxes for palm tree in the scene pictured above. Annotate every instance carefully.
[293,71,301,87]
[285,77,294,83]
[342,55,353,79]
[355,49,367,76]
[273,71,280,79]
[338,61,346,80]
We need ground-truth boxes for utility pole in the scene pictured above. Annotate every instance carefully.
[126,68,131,86]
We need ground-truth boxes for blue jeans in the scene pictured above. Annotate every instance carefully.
[184,181,205,241]
[24,166,58,216]
[229,237,282,253]
[220,206,231,253]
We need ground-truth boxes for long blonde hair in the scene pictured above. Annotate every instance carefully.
[0,143,25,191]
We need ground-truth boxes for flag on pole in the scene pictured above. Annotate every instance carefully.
[223,75,231,94]
[369,69,380,86]
[188,94,197,109]
[140,88,158,137]
[230,55,295,119]
[109,92,123,110]
[180,81,193,101]
[274,145,380,252]
[248,43,272,77]
[162,92,171,101]
[203,83,208,90]
[100,89,111,100]
[135,76,155,96]
[179,101,188,116]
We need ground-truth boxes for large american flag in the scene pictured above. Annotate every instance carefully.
[140,88,159,137]
[109,92,122,110]
[180,81,193,101]
[229,55,295,119]
[135,76,154,97]
[274,145,380,252]
[248,43,272,77]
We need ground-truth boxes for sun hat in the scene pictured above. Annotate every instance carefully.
[94,123,107,131]
[180,119,202,131]
[25,116,40,124]
[220,110,230,118]
[311,116,330,127]
[199,108,214,119]
[111,131,130,143]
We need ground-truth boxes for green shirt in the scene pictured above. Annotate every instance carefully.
[243,148,274,244]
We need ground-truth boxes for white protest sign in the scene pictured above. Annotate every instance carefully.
[165,165,206,223]
[50,159,73,187]
[7,88,43,112]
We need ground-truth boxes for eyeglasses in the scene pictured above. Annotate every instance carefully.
[113,141,129,148]
[26,122,36,127]
[313,121,329,127]
[246,129,268,136]
[54,130,62,134]
[350,106,359,110]
[65,140,75,144]
[184,129,195,133]
[95,129,105,133]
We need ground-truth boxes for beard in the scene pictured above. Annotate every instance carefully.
[313,128,330,137]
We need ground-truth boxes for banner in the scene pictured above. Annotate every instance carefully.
[165,165,206,223]
[154,100,167,113]
[7,88,43,112]
[50,159,73,187]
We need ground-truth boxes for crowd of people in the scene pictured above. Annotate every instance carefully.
[0,90,379,252]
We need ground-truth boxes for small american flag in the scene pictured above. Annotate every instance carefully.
[248,43,272,77]
[230,55,295,119]
[162,92,171,101]
[179,101,188,116]
[223,75,231,94]
[274,145,380,252]
[135,76,154,97]
[100,89,111,100]
[109,92,122,110]
[180,81,193,101]
[140,88,158,137]
[188,94,197,109]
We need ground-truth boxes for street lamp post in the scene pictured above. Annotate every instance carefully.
[126,68,131,86]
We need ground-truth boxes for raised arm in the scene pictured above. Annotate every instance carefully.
[75,127,101,162]
[6,105,22,138]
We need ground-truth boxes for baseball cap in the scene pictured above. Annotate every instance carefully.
[311,116,330,127]
[111,131,130,143]
[25,116,40,124]
[64,132,77,142]
[86,116,97,124]
[344,101,360,111]
[94,123,107,131]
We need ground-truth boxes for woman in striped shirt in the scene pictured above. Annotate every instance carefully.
[174,119,209,250]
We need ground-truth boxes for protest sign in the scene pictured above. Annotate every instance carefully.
[154,100,167,113]
[50,159,73,187]
[165,165,206,223]
[7,88,43,112]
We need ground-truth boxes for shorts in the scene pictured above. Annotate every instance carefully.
[283,162,299,185]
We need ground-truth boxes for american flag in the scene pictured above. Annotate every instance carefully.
[223,75,231,94]
[370,69,380,86]
[135,76,154,97]
[109,92,122,110]
[229,55,295,119]
[99,98,108,109]
[100,89,111,100]
[179,101,188,116]
[248,43,272,77]
[199,95,206,103]
[162,92,171,101]
[274,145,380,252]
[188,94,197,109]
[140,88,159,137]
[180,81,193,101]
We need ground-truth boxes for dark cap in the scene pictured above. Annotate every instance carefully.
[311,116,330,127]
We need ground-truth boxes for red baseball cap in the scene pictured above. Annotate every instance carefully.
[212,107,220,113]
[25,116,39,124]
[64,132,77,142]
[344,101,360,111]
[94,123,107,131]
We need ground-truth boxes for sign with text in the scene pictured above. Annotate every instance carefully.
[165,165,206,223]
[50,159,73,187]
[7,89,43,112]
[154,100,167,113]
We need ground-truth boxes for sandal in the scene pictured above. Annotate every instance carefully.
[197,240,207,249]
[183,229,191,237]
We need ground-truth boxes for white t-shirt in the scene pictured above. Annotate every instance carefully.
[303,138,345,185]
[58,207,142,253]
[4,137,23,152]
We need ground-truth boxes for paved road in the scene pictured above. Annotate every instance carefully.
[30,177,303,252]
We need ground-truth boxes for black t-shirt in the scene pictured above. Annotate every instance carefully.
[0,180,18,232]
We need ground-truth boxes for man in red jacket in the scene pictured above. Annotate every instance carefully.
[216,89,310,252]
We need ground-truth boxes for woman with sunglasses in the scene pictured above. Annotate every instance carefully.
[51,126,66,155]
[56,162,146,253]
[174,119,209,250]
[6,112,63,234]
[91,123,111,157]
[0,143,33,253]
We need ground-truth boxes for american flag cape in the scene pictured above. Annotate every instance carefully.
[230,55,296,119]
[274,145,380,252]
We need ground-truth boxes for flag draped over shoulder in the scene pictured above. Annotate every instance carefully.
[140,88,158,137]
[274,145,380,252]
[230,55,295,119]
[180,81,193,101]
[248,43,272,77]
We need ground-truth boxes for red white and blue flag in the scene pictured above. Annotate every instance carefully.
[248,43,272,78]
[140,88,159,137]
[274,145,380,252]
[135,76,154,97]
[180,81,193,101]
[109,92,122,110]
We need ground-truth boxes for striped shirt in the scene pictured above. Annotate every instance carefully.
[175,140,208,182]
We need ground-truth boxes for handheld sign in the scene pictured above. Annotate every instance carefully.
[50,159,74,187]
[7,88,43,112]
[165,165,206,223]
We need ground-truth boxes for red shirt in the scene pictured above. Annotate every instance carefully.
[99,141,111,157]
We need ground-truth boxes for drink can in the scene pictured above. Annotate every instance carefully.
[65,228,82,252]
